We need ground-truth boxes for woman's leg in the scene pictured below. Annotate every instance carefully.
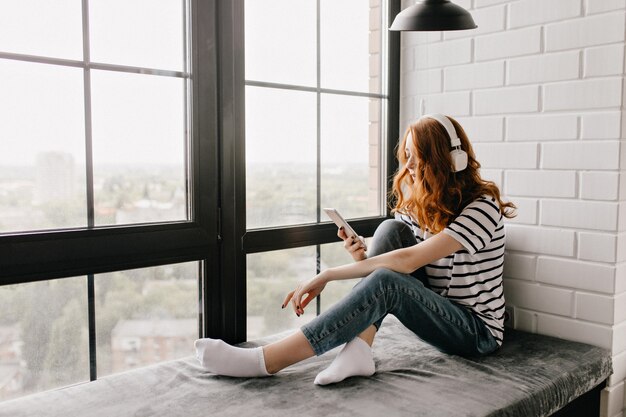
[313,219,419,384]
[194,220,434,379]
[262,330,315,374]
[355,219,419,336]
[301,267,498,359]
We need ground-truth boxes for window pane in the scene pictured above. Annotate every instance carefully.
[247,247,316,340]
[91,70,187,226]
[319,241,369,312]
[0,60,87,233]
[89,0,185,71]
[0,1,82,60]
[0,277,88,402]
[246,86,317,229]
[95,262,198,377]
[321,0,383,94]
[321,94,382,219]
[245,0,316,86]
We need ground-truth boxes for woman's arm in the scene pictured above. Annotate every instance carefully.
[329,231,463,280]
[338,227,367,261]
[285,232,463,315]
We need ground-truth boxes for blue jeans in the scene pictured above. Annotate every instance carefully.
[301,219,499,357]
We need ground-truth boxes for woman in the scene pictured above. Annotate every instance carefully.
[195,114,516,385]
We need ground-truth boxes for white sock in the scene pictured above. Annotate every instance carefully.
[314,337,375,385]
[194,338,271,377]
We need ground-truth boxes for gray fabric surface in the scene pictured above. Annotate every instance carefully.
[0,316,612,417]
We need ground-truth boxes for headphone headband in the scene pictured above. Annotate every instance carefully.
[420,114,462,148]
[418,113,468,172]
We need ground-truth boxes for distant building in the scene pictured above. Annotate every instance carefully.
[110,319,195,373]
[0,364,24,401]
[0,325,24,401]
[34,152,75,205]
[115,198,185,224]
[0,325,22,364]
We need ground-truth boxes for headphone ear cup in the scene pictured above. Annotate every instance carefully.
[450,149,468,172]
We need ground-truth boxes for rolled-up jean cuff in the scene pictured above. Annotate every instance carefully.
[300,325,325,356]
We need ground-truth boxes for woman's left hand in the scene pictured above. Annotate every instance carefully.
[282,273,329,316]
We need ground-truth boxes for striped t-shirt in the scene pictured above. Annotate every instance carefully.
[396,196,506,345]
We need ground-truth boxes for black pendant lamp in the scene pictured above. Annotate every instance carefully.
[389,0,477,31]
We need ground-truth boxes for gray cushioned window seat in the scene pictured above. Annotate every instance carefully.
[0,316,611,417]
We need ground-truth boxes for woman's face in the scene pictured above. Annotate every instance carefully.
[404,131,418,180]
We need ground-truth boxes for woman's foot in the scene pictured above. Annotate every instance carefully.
[314,337,375,385]
[194,338,271,377]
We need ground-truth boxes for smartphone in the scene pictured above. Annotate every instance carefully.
[323,208,367,250]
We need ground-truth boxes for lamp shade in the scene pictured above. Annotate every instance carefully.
[389,0,477,31]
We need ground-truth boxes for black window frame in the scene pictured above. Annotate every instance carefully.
[217,0,401,343]
[0,0,218,283]
[0,0,220,380]
[0,0,400,363]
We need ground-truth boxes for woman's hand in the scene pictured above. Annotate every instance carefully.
[282,272,329,316]
[338,227,367,262]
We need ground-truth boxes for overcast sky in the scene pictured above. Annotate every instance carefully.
[0,0,376,166]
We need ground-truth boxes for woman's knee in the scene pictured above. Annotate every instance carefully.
[362,268,398,289]
[373,219,406,238]
[369,219,413,256]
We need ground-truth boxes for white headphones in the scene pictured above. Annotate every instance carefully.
[419,113,468,172]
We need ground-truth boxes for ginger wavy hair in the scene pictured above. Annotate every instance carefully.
[391,116,516,234]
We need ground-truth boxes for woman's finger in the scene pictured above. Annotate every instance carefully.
[337,227,348,241]
[293,286,305,315]
[293,287,308,315]
[291,295,298,314]
[282,291,294,308]
[347,238,363,253]
[300,294,314,311]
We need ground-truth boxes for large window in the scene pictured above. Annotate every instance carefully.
[0,262,198,402]
[0,1,189,233]
[0,0,217,402]
[0,0,399,401]
[243,0,397,338]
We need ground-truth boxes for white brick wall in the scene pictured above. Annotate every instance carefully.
[579,232,619,263]
[473,142,538,168]
[545,12,626,51]
[503,278,573,316]
[540,199,619,231]
[542,141,621,170]
[536,256,617,293]
[582,112,622,139]
[505,225,575,256]
[400,1,626,413]
[475,27,541,61]
[445,5,505,40]
[508,52,580,85]
[586,0,626,15]
[455,116,503,142]
[584,44,625,77]
[506,170,576,197]
[575,292,615,324]
[503,197,537,224]
[509,0,581,28]
[544,78,623,111]
[581,172,621,200]
[421,91,471,116]
[474,86,539,114]
[506,114,578,141]
[444,61,504,91]
[414,38,472,69]
[536,312,613,350]
[503,252,537,280]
